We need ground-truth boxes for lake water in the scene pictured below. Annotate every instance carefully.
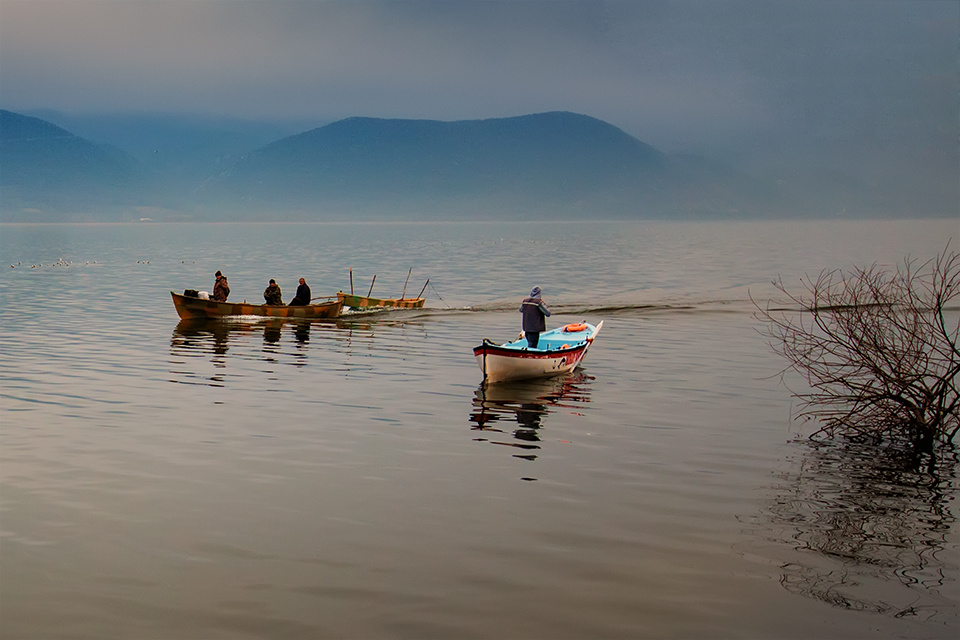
[1,219,957,639]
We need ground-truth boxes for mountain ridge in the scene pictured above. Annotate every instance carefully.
[1,110,146,219]
[0,108,920,222]
[202,111,744,218]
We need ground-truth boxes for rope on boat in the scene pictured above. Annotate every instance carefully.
[427,280,451,308]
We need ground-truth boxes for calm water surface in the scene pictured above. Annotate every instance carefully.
[1,219,957,639]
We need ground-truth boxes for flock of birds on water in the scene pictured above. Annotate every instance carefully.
[9,259,173,268]
[10,259,107,268]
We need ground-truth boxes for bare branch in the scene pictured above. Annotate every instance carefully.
[754,245,959,452]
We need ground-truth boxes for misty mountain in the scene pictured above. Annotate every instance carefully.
[197,111,758,219]
[23,110,318,193]
[0,109,145,220]
[1,109,893,222]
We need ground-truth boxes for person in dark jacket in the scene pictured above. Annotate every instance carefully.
[289,278,311,306]
[263,279,283,305]
[519,286,551,348]
[213,270,230,302]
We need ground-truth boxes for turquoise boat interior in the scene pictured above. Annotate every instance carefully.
[502,323,596,352]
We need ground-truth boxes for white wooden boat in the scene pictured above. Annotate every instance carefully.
[473,321,603,383]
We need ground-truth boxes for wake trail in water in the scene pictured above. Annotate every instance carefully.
[391,297,763,320]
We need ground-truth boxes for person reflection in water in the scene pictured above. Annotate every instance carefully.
[294,321,310,343]
[263,323,281,343]
[289,278,311,306]
[213,270,230,302]
[516,403,546,430]
[519,286,551,348]
[514,403,546,447]
[263,279,283,305]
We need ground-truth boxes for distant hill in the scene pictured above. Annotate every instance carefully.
[0,110,146,221]
[0,108,903,222]
[197,111,755,219]
[22,110,316,203]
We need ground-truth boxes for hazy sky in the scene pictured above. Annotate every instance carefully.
[1,0,957,189]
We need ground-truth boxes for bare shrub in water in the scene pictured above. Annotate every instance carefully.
[755,246,959,453]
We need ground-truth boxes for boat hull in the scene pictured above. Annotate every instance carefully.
[473,321,602,383]
[337,292,425,309]
[171,291,343,320]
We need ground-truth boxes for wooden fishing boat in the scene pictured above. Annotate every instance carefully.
[336,291,425,310]
[171,291,343,320]
[473,321,603,383]
[338,268,427,310]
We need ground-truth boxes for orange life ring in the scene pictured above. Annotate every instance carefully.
[563,323,588,333]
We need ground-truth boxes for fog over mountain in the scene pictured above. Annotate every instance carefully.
[25,109,316,187]
[196,111,694,219]
[1,1,955,221]
[0,110,145,218]
[1,108,943,222]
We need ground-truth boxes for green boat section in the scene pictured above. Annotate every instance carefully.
[337,292,425,309]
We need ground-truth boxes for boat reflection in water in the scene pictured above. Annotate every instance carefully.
[468,371,594,465]
[169,317,332,386]
[171,318,236,356]
[172,317,317,350]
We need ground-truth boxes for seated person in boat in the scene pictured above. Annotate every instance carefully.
[213,270,230,302]
[263,279,283,305]
[520,286,551,348]
[289,278,311,306]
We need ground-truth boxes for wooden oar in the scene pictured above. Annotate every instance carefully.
[401,268,412,299]
[586,320,604,343]
[416,279,430,300]
[367,275,376,297]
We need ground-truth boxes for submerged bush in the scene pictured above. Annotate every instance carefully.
[755,246,959,453]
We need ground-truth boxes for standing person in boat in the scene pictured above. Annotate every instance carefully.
[289,278,311,306]
[263,279,283,305]
[213,270,230,302]
[520,286,551,348]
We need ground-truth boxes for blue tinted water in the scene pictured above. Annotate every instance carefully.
[1,219,957,638]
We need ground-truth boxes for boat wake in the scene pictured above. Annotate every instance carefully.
[400,296,761,318]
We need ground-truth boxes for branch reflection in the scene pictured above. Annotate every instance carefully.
[753,438,958,620]
[468,371,594,467]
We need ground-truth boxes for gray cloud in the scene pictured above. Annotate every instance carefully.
[1,0,956,207]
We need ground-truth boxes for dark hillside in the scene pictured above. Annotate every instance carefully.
[0,110,144,220]
[24,110,312,198]
[0,109,890,221]
[198,112,693,218]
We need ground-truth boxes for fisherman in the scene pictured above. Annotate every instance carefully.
[289,278,311,306]
[213,270,230,302]
[519,286,551,348]
[263,279,283,305]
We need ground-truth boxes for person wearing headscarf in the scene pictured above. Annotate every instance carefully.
[519,285,551,348]
[263,279,283,305]
[213,270,230,302]
[289,278,311,306]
